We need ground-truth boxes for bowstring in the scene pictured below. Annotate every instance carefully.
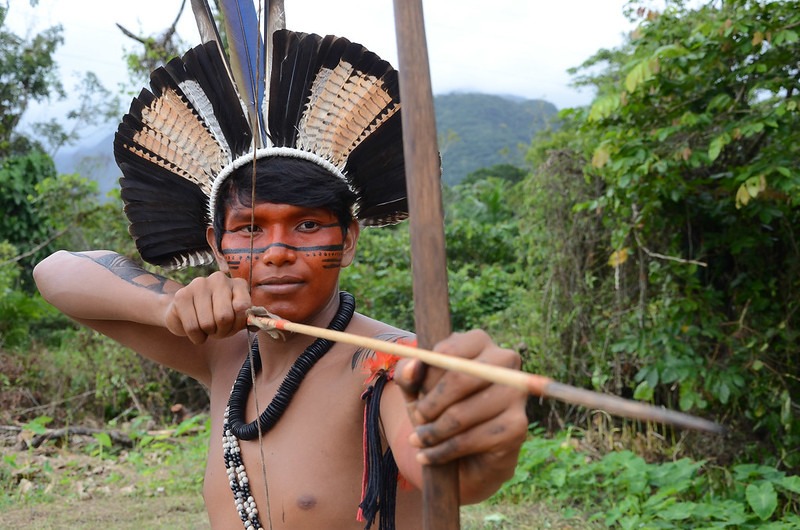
[246,1,273,528]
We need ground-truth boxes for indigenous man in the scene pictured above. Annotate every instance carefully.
[34,26,528,530]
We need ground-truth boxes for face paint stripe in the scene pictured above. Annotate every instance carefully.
[221,243,344,255]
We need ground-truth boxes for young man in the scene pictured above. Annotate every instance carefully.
[34,28,528,529]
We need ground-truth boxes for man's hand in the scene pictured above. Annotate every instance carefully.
[164,271,252,344]
[393,329,529,502]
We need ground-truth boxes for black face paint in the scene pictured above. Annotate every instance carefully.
[221,243,345,271]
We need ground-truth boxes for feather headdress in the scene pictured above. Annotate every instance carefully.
[114,1,409,269]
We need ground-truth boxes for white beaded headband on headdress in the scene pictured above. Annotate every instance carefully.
[207,146,351,224]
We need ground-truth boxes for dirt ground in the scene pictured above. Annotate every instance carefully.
[2,496,596,530]
[0,441,599,530]
[1,492,210,529]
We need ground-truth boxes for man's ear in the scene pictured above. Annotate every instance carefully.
[206,226,230,273]
[340,220,360,268]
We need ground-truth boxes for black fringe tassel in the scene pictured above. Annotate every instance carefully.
[359,373,398,530]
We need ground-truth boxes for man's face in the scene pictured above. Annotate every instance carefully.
[209,200,359,324]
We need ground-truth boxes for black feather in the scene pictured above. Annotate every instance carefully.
[116,145,211,267]
[270,31,320,147]
[346,113,409,225]
[265,30,409,226]
[179,43,252,157]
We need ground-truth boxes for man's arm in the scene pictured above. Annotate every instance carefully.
[380,330,529,504]
[33,250,249,383]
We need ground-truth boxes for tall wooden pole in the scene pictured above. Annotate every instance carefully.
[392,1,460,529]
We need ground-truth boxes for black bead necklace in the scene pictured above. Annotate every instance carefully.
[226,290,355,439]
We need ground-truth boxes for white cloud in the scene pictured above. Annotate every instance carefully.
[6,0,634,142]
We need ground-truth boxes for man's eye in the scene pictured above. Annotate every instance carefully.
[233,225,260,233]
[298,221,320,232]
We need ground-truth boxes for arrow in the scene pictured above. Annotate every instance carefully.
[247,312,725,434]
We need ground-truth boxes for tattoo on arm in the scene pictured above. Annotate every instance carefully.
[351,332,415,370]
[72,252,171,293]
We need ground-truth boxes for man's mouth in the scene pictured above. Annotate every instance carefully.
[254,277,303,293]
[258,276,301,285]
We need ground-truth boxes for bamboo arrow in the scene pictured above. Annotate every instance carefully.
[247,312,725,434]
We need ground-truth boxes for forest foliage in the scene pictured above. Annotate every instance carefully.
[520,0,800,471]
[1,0,799,525]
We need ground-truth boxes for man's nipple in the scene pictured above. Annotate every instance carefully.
[296,494,317,511]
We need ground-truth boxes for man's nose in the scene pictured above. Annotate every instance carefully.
[258,241,296,266]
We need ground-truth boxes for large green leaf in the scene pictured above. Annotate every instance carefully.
[746,481,778,521]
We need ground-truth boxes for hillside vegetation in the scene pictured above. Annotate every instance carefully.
[434,92,558,184]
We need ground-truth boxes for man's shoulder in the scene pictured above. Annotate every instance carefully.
[348,312,412,339]
[344,312,412,382]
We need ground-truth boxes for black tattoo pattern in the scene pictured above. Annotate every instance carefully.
[351,332,416,370]
[73,252,171,293]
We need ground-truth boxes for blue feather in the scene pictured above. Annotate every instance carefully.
[219,0,266,145]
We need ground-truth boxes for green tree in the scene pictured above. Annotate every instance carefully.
[519,0,800,468]
[0,149,57,275]
[0,0,125,277]
[343,176,525,334]
[445,177,522,331]
[462,163,528,186]
[0,3,119,156]
[0,2,63,156]
[0,1,217,425]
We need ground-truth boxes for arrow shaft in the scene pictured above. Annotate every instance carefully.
[248,314,724,434]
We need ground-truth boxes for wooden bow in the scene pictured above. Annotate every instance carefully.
[392,1,461,528]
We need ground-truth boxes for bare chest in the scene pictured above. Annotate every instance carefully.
[204,356,374,529]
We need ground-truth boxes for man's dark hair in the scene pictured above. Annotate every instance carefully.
[212,156,357,250]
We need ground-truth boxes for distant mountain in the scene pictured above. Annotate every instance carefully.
[54,92,559,193]
[434,92,558,185]
[54,133,119,200]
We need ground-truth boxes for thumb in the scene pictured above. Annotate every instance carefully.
[394,358,428,398]
[393,357,431,428]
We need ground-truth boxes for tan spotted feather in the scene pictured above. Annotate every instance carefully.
[135,89,225,195]
[297,59,396,167]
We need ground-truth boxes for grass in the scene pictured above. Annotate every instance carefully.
[461,502,603,529]
[0,416,601,529]
[1,491,208,529]
[1,415,211,529]
[496,426,800,529]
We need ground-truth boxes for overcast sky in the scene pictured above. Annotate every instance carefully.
[7,0,637,144]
